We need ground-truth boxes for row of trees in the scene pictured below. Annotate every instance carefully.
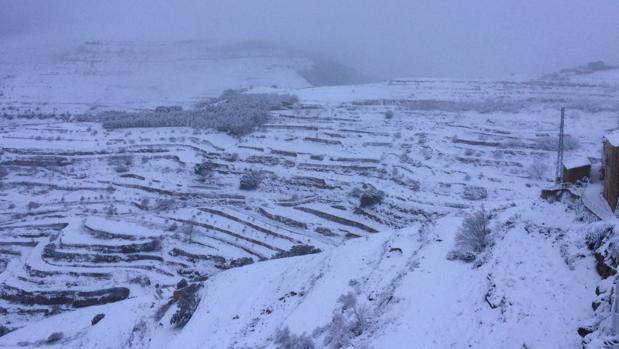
[82,90,298,136]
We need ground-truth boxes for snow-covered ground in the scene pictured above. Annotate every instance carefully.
[1,41,619,348]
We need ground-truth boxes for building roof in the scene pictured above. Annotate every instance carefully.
[563,157,591,170]
[605,132,619,147]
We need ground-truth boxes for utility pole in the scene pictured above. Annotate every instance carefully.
[555,107,565,184]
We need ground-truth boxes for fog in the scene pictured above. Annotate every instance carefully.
[2,0,619,79]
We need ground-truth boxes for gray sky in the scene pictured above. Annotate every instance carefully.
[2,0,619,78]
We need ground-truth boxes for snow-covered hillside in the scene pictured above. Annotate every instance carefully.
[1,51,619,348]
[0,40,368,115]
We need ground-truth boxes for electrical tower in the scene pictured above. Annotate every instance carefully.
[555,107,565,184]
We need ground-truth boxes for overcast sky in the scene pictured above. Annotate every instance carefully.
[2,0,619,78]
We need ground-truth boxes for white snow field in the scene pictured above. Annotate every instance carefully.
[1,42,619,348]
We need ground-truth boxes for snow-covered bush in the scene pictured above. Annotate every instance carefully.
[583,222,619,279]
[45,332,64,344]
[446,249,477,263]
[454,209,491,257]
[352,185,385,208]
[84,91,298,136]
[527,161,548,180]
[564,135,581,151]
[321,313,353,348]
[170,284,200,329]
[272,245,322,259]
[104,203,117,216]
[180,223,194,243]
[535,134,580,151]
[315,292,372,348]
[139,197,150,210]
[194,161,217,179]
[358,188,385,208]
[153,198,174,211]
[154,105,182,113]
[27,201,41,210]
[0,325,11,337]
[228,257,254,268]
[239,170,263,190]
[384,110,394,119]
[108,155,133,173]
[584,223,615,250]
[462,186,488,201]
[274,327,315,349]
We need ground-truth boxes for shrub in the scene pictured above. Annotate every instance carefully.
[584,223,615,250]
[315,227,337,237]
[194,161,217,178]
[91,313,105,326]
[359,188,385,208]
[82,91,298,136]
[153,198,174,211]
[321,314,352,348]
[108,155,133,173]
[384,110,394,119]
[317,293,371,348]
[228,257,254,268]
[139,197,150,210]
[274,327,315,349]
[239,170,263,190]
[446,249,477,262]
[104,203,117,216]
[180,223,194,243]
[563,135,581,151]
[527,161,548,180]
[170,284,200,329]
[27,201,41,210]
[155,105,182,113]
[454,209,491,257]
[128,275,151,287]
[272,245,322,259]
[46,332,63,344]
[0,325,11,337]
[462,186,488,201]
[535,135,580,151]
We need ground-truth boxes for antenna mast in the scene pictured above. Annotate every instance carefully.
[555,107,565,184]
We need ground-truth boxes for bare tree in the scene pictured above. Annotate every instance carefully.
[181,223,194,243]
[274,327,315,349]
[527,161,548,180]
[455,209,491,254]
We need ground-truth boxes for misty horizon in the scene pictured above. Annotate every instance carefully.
[2,0,619,79]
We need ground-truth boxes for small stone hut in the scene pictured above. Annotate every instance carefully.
[562,157,591,184]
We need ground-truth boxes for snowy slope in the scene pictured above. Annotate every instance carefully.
[1,61,619,348]
[168,210,596,349]
[0,211,594,348]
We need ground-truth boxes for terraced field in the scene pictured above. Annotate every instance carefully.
[0,75,618,344]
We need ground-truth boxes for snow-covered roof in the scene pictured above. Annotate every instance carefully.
[563,157,591,169]
[605,132,619,147]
